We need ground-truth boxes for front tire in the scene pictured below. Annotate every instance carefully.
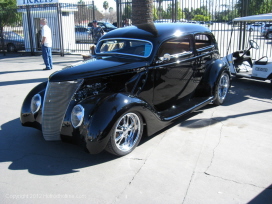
[213,71,230,105]
[106,112,143,156]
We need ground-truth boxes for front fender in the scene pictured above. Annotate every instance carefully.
[20,81,47,129]
[80,93,148,154]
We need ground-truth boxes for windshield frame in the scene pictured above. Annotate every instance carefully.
[96,38,153,58]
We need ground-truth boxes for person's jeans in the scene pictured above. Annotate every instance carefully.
[42,45,53,69]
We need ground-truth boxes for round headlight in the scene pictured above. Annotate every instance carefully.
[31,94,42,114]
[71,104,84,128]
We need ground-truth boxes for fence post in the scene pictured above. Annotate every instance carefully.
[57,3,64,56]
[116,0,121,27]
[26,5,35,56]
[0,18,6,56]
[92,1,95,21]
[238,0,248,50]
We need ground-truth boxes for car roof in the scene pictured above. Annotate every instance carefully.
[233,13,272,22]
[100,23,212,43]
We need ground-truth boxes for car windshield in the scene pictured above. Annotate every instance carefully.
[104,22,116,28]
[4,32,22,39]
[96,39,153,58]
[75,27,89,32]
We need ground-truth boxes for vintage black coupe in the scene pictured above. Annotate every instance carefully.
[21,23,230,156]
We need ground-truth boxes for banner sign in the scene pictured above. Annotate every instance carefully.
[17,0,77,6]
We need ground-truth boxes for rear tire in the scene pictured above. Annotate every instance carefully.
[213,71,230,106]
[106,112,143,156]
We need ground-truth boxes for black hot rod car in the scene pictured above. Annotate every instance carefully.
[21,23,230,156]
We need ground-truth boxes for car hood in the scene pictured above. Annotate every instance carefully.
[49,57,148,82]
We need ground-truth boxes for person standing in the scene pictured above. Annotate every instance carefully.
[40,18,53,70]
[91,20,104,45]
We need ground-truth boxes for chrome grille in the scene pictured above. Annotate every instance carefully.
[42,79,83,141]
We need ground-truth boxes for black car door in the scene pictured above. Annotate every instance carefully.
[153,35,199,118]
[192,33,219,103]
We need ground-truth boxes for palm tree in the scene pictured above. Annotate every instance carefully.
[132,0,153,24]
[103,1,109,12]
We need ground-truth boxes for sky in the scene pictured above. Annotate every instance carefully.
[93,0,117,13]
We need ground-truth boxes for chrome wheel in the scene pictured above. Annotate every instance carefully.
[106,112,143,156]
[213,71,230,105]
[114,113,141,152]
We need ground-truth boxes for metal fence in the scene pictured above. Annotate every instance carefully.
[1,0,272,60]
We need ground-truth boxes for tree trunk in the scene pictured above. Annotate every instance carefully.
[132,0,153,25]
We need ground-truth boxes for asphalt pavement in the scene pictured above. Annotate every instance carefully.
[0,52,272,204]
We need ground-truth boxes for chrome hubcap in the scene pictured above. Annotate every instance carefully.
[218,73,229,101]
[114,113,141,152]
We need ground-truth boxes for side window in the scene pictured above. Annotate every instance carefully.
[194,34,213,50]
[158,36,191,57]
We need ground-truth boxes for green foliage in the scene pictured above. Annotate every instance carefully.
[177,8,184,20]
[235,0,272,16]
[214,9,238,22]
[183,6,211,21]
[193,15,209,22]
[122,4,132,20]
[103,1,109,11]
[0,0,17,9]
[153,7,158,21]
[0,0,21,28]
[154,1,183,21]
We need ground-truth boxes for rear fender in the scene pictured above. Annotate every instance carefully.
[196,59,230,97]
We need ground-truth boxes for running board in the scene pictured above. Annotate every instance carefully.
[162,97,214,121]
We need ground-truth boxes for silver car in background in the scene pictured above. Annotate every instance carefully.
[75,26,92,43]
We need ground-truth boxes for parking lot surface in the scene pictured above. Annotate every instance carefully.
[0,53,272,204]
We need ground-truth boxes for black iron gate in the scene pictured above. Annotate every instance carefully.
[1,0,272,59]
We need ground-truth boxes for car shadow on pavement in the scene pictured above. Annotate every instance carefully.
[178,77,272,129]
[248,184,272,204]
[0,118,117,176]
[140,77,272,146]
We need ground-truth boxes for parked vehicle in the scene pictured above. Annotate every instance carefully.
[0,31,25,52]
[246,22,263,32]
[88,21,117,32]
[154,19,172,23]
[262,26,272,39]
[21,23,230,156]
[223,14,272,83]
[224,40,272,82]
[75,26,92,43]
[260,23,272,36]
